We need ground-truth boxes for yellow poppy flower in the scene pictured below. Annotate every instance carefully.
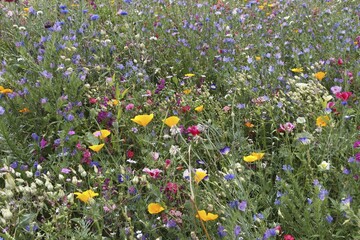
[314,71,326,81]
[74,189,99,203]
[89,143,105,152]
[183,89,192,95]
[185,73,195,77]
[316,115,330,127]
[19,108,30,113]
[93,130,111,140]
[195,169,207,184]
[0,86,13,94]
[131,114,154,127]
[195,105,204,112]
[291,67,304,73]
[148,203,165,214]
[196,210,218,221]
[255,56,261,61]
[243,152,265,163]
[163,116,180,127]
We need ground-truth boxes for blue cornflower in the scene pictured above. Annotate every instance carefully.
[224,174,235,181]
[318,188,329,201]
[238,201,247,211]
[341,195,353,205]
[220,146,230,155]
[90,15,99,21]
[282,165,294,172]
[326,215,333,223]
[217,225,227,238]
[234,225,241,236]
[263,228,277,240]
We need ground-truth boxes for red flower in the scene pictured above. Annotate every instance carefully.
[187,125,200,136]
[181,105,191,113]
[89,98,97,104]
[337,58,343,65]
[127,150,134,158]
[284,234,295,240]
[335,91,352,101]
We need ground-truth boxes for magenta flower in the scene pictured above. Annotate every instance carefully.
[353,141,360,148]
[279,122,295,133]
[335,92,352,101]
[143,168,163,179]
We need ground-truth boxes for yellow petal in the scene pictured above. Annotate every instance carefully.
[314,72,326,81]
[163,116,180,127]
[131,114,154,127]
[195,105,204,112]
[206,212,219,221]
[195,170,207,184]
[196,210,208,221]
[89,143,105,152]
[291,67,303,73]
[251,152,265,160]
[243,155,258,162]
[185,73,195,77]
[93,130,111,140]
[74,189,99,203]
[148,203,165,214]
[183,89,191,95]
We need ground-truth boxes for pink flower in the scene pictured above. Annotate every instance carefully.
[165,182,179,194]
[125,103,134,111]
[143,168,163,179]
[187,125,201,136]
[335,91,352,101]
[283,234,295,240]
[330,86,342,95]
[223,106,231,112]
[279,122,295,133]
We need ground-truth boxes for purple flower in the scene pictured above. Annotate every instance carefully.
[326,215,333,223]
[341,196,352,205]
[279,122,295,133]
[353,141,360,148]
[238,200,247,211]
[282,165,294,172]
[90,14,99,21]
[318,188,329,201]
[40,138,47,149]
[217,225,227,238]
[41,70,53,79]
[234,225,241,236]
[224,174,235,181]
[61,168,71,174]
[263,228,277,240]
[166,219,177,228]
[0,106,5,115]
[220,146,230,155]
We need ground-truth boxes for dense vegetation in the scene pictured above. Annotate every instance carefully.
[0,0,359,239]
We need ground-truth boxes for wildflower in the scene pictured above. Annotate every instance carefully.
[263,228,277,239]
[291,67,304,73]
[245,121,254,128]
[143,168,162,179]
[243,152,265,162]
[93,130,111,140]
[185,73,195,77]
[238,200,247,211]
[187,125,201,136]
[314,71,326,81]
[19,107,30,113]
[90,14,99,21]
[318,161,330,171]
[282,165,294,172]
[283,234,295,240]
[169,145,181,156]
[89,143,105,152]
[183,89,191,95]
[217,225,227,238]
[326,215,333,223]
[279,122,295,133]
[224,174,235,181]
[220,146,230,155]
[316,116,330,127]
[196,210,218,221]
[148,203,165,214]
[296,117,306,124]
[318,188,329,201]
[195,169,207,183]
[255,56,261,61]
[194,105,204,112]
[234,225,241,236]
[0,106,5,115]
[330,86,342,95]
[74,189,99,203]
[163,116,180,127]
[1,207,13,220]
[0,86,13,94]
[335,91,352,101]
[131,113,154,127]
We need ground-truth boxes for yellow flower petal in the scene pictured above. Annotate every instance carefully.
[195,170,207,184]
[316,115,330,127]
[148,203,165,214]
[93,130,111,140]
[183,89,192,95]
[74,189,99,203]
[131,114,154,127]
[185,73,195,77]
[291,67,304,73]
[195,105,204,112]
[163,116,180,127]
[314,71,326,81]
[196,210,218,221]
[243,155,258,162]
[89,143,105,152]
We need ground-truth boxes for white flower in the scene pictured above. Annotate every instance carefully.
[318,161,330,171]
[169,145,181,156]
[296,117,306,124]
[1,208,13,220]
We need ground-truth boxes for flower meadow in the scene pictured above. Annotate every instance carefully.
[0,0,359,239]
